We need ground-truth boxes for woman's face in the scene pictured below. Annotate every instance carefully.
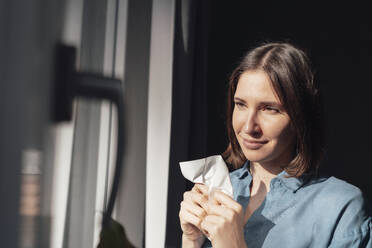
[232,70,295,168]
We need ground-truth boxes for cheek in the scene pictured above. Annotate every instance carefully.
[232,109,240,133]
[262,118,293,142]
[232,109,246,135]
[277,125,294,149]
[278,123,295,145]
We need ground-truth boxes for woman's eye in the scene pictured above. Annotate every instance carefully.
[263,106,280,113]
[234,102,245,108]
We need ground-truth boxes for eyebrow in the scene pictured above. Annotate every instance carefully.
[234,97,282,107]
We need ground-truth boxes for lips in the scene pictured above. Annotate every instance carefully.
[241,138,268,150]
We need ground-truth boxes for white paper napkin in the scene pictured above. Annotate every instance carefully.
[179,155,233,198]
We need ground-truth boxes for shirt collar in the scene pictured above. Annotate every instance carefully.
[276,170,306,193]
[237,160,307,193]
[237,161,250,179]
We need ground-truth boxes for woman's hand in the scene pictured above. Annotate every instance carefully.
[179,184,209,247]
[201,190,247,248]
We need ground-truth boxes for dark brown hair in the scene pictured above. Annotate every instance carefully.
[223,42,325,177]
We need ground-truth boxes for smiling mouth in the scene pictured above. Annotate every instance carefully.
[241,138,268,150]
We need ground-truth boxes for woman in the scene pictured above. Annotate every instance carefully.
[179,42,372,248]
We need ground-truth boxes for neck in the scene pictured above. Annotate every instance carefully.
[250,162,283,193]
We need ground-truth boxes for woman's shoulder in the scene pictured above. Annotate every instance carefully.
[301,175,371,212]
[303,176,371,243]
[305,176,369,204]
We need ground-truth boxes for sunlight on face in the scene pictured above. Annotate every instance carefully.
[232,70,295,168]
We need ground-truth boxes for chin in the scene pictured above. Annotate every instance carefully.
[242,150,270,163]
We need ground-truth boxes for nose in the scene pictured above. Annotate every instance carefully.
[243,110,261,136]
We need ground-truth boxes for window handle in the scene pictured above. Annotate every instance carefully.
[53,44,134,247]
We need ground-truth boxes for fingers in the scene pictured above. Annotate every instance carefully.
[200,215,224,239]
[206,203,230,218]
[181,185,242,229]
[181,200,206,220]
[184,186,208,210]
[192,183,208,195]
[179,204,205,240]
[212,190,242,214]
[179,203,203,228]
[206,203,245,229]
[179,185,209,230]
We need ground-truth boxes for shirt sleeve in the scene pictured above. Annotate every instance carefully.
[327,190,372,248]
[327,224,371,248]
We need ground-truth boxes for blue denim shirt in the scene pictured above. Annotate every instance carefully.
[202,162,372,248]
